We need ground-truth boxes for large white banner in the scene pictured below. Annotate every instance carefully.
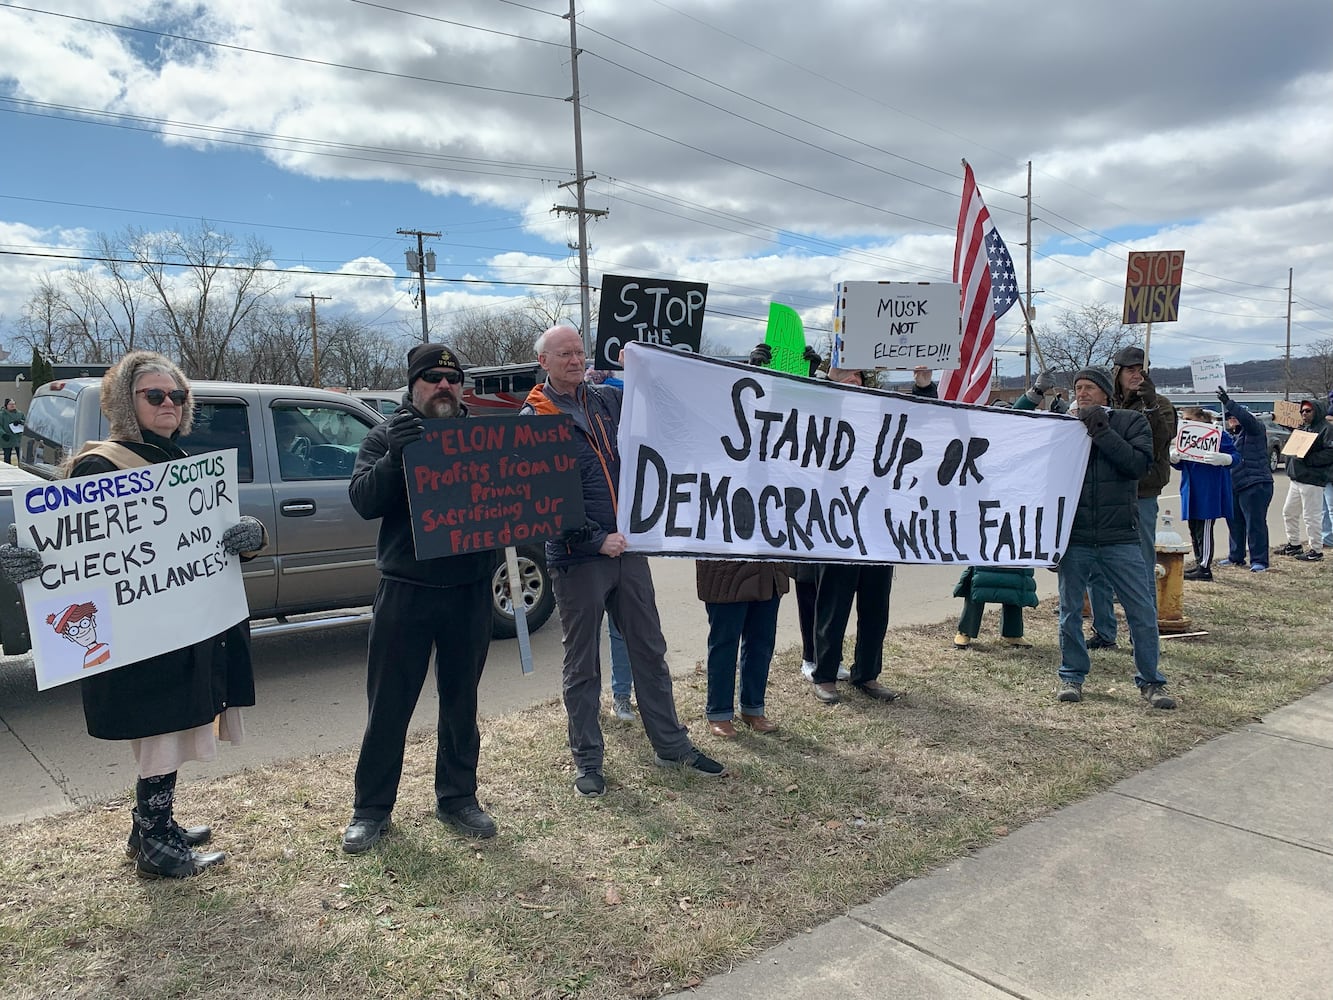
[13,452,249,690]
[618,345,1091,566]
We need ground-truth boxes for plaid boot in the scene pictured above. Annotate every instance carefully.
[133,772,225,879]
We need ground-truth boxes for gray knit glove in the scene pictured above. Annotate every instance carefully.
[221,515,266,555]
[0,523,44,584]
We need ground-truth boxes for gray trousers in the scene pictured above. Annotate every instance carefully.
[550,554,692,773]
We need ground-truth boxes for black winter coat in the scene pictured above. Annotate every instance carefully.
[74,433,257,742]
[1285,400,1333,487]
[1068,408,1153,547]
[348,402,493,588]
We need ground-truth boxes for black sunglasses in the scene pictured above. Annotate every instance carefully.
[419,369,462,385]
[136,388,188,406]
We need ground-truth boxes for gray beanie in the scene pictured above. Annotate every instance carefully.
[1071,367,1114,403]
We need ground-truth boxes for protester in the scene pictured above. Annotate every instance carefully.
[1012,370,1069,414]
[1273,396,1333,562]
[522,325,725,798]
[807,365,935,705]
[696,559,789,736]
[1055,367,1176,709]
[0,397,24,464]
[1170,406,1237,581]
[0,351,266,877]
[951,566,1038,650]
[1216,388,1274,572]
[341,343,499,853]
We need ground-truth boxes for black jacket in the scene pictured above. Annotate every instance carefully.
[349,402,493,588]
[74,433,257,741]
[1068,408,1153,547]
[1285,400,1333,486]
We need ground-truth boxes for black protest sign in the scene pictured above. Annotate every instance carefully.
[594,273,708,370]
[402,415,585,560]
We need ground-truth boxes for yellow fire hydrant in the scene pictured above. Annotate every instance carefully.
[1155,512,1193,633]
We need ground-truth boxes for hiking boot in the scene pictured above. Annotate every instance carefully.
[654,747,727,777]
[1057,680,1083,703]
[1141,683,1177,709]
[125,810,211,860]
[1274,542,1303,557]
[573,770,606,798]
[1294,549,1324,562]
[1086,633,1117,651]
[612,696,637,722]
[436,803,498,839]
[136,827,226,879]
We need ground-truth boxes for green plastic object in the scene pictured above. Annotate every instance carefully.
[764,303,810,375]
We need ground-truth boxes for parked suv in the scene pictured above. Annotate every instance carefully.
[1260,417,1291,473]
[0,378,552,654]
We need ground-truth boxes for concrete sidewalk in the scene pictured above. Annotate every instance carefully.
[669,682,1333,1000]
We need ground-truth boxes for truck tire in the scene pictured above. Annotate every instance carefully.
[0,576,31,656]
[490,544,554,639]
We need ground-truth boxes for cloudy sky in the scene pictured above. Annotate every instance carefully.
[1,0,1330,380]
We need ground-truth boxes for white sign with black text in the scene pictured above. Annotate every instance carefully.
[832,281,962,370]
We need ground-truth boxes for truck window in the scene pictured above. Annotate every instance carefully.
[21,394,77,474]
[178,403,254,483]
[272,402,374,480]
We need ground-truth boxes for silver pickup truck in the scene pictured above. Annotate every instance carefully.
[0,378,554,655]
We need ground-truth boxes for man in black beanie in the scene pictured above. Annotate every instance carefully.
[1055,368,1177,709]
[341,342,502,852]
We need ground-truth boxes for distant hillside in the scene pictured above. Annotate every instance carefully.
[999,355,1331,395]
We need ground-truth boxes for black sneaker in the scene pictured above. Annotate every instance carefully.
[436,803,498,839]
[1140,683,1177,709]
[1183,566,1213,581]
[1294,549,1324,562]
[1086,633,1117,650]
[573,770,606,797]
[1274,542,1303,557]
[654,747,727,777]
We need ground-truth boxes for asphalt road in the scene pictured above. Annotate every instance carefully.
[0,469,1295,826]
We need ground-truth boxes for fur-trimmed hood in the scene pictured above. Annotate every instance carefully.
[100,351,194,442]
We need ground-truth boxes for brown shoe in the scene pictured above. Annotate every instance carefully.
[812,682,841,704]
[854,681,900,702]
[707,719,738,738]
[740,713,779,733]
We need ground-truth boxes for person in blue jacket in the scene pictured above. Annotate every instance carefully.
[1171,406,1238,582]
[1215,388,1274,572]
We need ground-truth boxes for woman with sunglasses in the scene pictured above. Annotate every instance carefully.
[1,351,265,878]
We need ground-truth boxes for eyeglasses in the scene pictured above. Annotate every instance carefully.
[1300,407,1314,414]
[136,388,188,407]
[419,369,463,385]
[549,349,586,361]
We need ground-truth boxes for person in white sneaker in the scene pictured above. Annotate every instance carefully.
[1277,398,1333,562]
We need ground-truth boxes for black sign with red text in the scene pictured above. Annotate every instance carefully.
[402,415,585,560]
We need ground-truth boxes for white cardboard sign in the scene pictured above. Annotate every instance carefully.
[1190,355,1228,393]
[832,281,962,370]
[13,453,249,690]
[1174,419,1222,461]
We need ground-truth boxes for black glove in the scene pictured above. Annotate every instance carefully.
[0,523,43,585]
[802,346,822,377]
[221,515,265,555]
[1033,371,1056,394]
[1137,373,1158,405]
[1077,405,1109,437]
[384,411,423,459]
[1216,386,1231,406]
[748,343,772,368]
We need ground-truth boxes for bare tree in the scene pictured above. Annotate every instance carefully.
[14,277,84,363]
[1303,336,1333,400]
[1032,302,1145,381]
[448,303,545,366]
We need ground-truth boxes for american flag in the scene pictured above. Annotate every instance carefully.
[938,162,1021,404]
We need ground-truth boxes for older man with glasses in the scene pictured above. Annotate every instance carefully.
[1274,397,1333,562]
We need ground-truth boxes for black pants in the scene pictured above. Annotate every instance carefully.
[795,576,817,661]
[351,577,491,821]
[812,563,893,685]
[1188,517,1216,570]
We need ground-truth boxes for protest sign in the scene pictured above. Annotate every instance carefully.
[402,415,585,560]
[1174,419,1221,461]
[13,452,248,691]
[1190,355,1227,393]
[594,274,708,370]
[1282,429,1318,459]
[763,303,811,375]
[617,344,1091,566]
[1274,400,1304,429]
[832,281,962,371]
[1122,250,1185,324]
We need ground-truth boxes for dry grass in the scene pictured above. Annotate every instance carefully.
[2,559,1330,999]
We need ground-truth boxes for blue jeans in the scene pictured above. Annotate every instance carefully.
[704,594,782,720]
[605,615,632,700]
[1058,543,1166,689]
[1086,496,1159,641]
[1322,482,1333,548]
[1086,566,1118,642]
[1226,481,1274,565]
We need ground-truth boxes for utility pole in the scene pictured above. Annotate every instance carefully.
[398,229,440,343]
[554,0,609,353]
[1284,267,1293,400]
[1024,160,1034,384]
[296,293,331,387]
